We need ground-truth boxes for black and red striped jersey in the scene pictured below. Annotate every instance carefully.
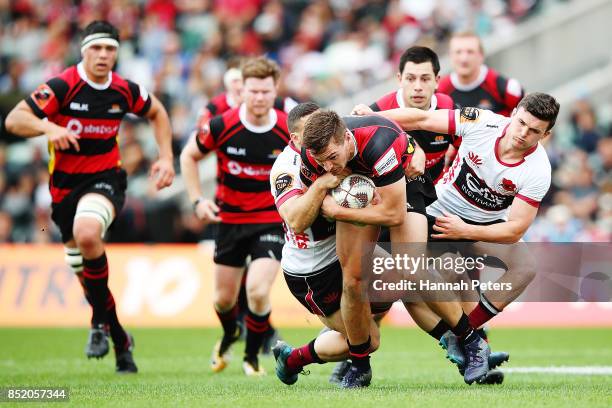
[300,115,411,188]
[370,91,458,182]
[25,63,151,204]
[196,104,290,224]
[437,65,523,117]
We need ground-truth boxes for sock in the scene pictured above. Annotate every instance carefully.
[450,313,478,343]
[348,336,371,369]
[237,276,248,321]
[428,320,451,341]
[469,295,500,328]
[286,339,323,372]
[106,291,130,351]
[75,272,94,325]
[215,304,239,339]
[82,253,109,327]
[245,309,270,359]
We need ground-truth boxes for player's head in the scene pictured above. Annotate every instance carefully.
[287,102,320,148]
[241,56,280,118]
[449,31,484,80]
[398,46,440,110]
[224,56,244,103]
[302,110,352,175]
[508,92,560,150]
[80,21,120,82]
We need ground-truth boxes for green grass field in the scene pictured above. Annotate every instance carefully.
[1,327,611,407]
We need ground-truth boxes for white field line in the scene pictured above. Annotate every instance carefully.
[503,366,612,375]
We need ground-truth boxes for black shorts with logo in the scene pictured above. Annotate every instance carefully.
[284,260,393,317]
[51,168,127,243]
[214,222,284,267]
[378,173,437,242]
[406,172,437,216]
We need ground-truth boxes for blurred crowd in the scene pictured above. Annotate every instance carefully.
[1,0,609,244]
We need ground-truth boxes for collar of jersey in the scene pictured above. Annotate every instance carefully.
[239,103,277,133]
[348,129,358,160]
[396,89,438,111]
[77,62,112,90]
[450,65,488,92]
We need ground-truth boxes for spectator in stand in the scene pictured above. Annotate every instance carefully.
[437,31,524,116]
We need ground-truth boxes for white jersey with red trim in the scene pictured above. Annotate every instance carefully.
[270,144,337,275]
[427,108,551,223]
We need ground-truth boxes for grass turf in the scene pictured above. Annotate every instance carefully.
[1,327,611,407]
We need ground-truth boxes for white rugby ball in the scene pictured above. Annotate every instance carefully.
[331,174,376,209]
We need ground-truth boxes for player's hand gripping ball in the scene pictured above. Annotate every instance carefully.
[331,174,375,208]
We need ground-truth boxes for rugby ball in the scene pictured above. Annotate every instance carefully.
[331,174,376,209]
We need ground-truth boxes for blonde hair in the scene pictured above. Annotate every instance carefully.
[450,31,484,54]
[241,56,281,83]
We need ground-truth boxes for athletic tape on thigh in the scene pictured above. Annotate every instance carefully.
[74,195,114,234]
[64,246,83,273]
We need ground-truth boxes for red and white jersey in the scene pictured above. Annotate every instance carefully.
[270,143,337,275]
[427,108,551,223]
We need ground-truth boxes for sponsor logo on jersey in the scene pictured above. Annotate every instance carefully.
[454,160,513,211]
[430,135,448,145]
[273,173,293,197]
[498,178,517,195]
[31,84,54,110]
[460,107,480,122]
[478,99,493,110]
[268,149,283,159]
[374,148,399,176]
[300,165,314,182]
[467,151,483,167]
[486,124,499,129]
[108,104,122,114]
[65,119,119,136]
[227,160,270,177]
[70,102,89,111]
[227,146,247,156]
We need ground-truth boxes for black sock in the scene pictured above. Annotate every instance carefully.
[215,304,239,339]
[245,309,270,359]
[106,291,130,351]
[82,253,109,327]
[76,272,94,325]
[428,320,451,341]
[450,313,478,343]
[348,337,371,369]
[308,339,324,364]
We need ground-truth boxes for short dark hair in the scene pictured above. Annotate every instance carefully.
[399,46,440,76]
[517,93,560,131]
[302,110,346,154]
[82,20,119,43]
[287,102,320,134]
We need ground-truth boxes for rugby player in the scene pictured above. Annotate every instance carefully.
[180,57,289,376]
[270,102,396,388]
[193,59,297,351]
[438,32,524,116]
[5,20,175,373]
